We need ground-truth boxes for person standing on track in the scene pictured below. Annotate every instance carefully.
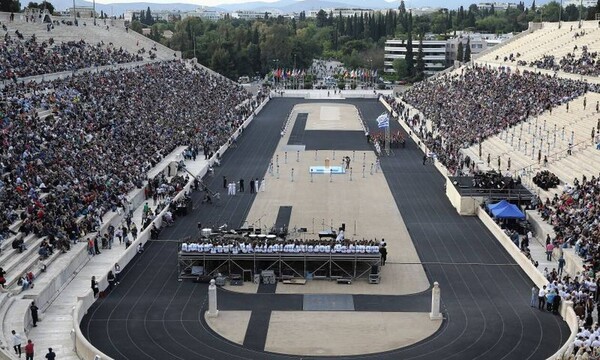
[538,285,547,310]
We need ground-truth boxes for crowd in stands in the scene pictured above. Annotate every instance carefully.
[531,262,600,358]
[181,237,386,255]
[0,60,255,286]
[529,45,600,77]
[398,65,596,174]
[537,174,600,272]
[533,170,560,190]
[0,33,144,80]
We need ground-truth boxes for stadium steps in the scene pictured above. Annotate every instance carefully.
[0,232,35,263]
[0,232,24,254]
[0,235,46,286]
[0,292,17,351]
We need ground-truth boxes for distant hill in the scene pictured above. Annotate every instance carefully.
[49,0,545,16]
[216,0,399,11]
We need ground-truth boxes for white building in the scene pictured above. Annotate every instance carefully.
[477,2,518,10]
[182,9,224,21]
[230,10,271,20]
[307,8,374,18]
[384,39,447,76]
[385,33,511,75]
[563,0,597,7]
[124,9,181,22]
[446,33,513,61]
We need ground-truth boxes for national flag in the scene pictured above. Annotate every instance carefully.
[376,112,389,128]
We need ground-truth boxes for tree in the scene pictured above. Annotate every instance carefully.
[456,41,464,62]
[541,1,561,22]
[564,4,578,20]
[393,58,409,80]
[1,0,21,12]
[145,7,154,25]
[130,20,143,34]
[316,10,328,27]
[464,38,471,61]
[405,12,414,77]
[415,34,425,80]
[531,0,536,11]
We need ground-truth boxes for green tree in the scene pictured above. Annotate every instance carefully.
[415,34,425,80]
[431,10,448,34]
[405,12,414,77]
[211,47,232,77]
[464,38,471,62]
[1,0,20,12]
[541,1,561,22]
[564,4,578,20]
[316,10,328,27]
[393,58,409,80]
[145,7,154,25]
[130,20,143,34]
[456,42,464,62]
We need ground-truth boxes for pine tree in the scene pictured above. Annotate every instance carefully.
[415,34,425,80]
[464,38,472,61]
[405,12,414,77]
[145,7,154,25]
[531,0,536,11]
[457,42,464,62]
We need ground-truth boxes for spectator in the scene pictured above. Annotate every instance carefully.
[395,65,595,174]
[12,330,22,358]
[114,263,121,285]
[91,276,99,298]
[24,339,34,360]
[107,270,115,291]
[45,348,56,360]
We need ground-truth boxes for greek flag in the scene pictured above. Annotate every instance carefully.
[376,113,389,128]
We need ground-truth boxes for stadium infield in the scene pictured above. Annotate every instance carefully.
[81,98,569,360]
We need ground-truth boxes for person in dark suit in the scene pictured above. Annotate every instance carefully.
[250,179,255,193]
[379,244,387,266]
[30,302,38,327]
[239,178,244,192]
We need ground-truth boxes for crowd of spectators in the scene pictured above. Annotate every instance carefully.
[0,33,144,80]
[529,45,600,77]
[537,174,600,273]
[531,263,600,359]
[0,60,256,285]
[398,65,596,174]
[533,170,560,190]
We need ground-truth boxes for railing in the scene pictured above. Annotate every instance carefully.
[512,137,591,189]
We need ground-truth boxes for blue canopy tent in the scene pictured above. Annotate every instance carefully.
[486,200,509,212]
[491,203,526,220]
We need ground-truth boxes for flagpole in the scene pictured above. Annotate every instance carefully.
[385,111,391,156]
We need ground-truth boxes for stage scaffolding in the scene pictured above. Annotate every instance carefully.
[177,249,381,282]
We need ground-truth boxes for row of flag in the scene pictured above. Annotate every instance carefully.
[336,68,378,79]
[272,68,306,79]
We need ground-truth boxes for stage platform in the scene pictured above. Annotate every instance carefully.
[446,176,535,215]
[178,251,381,282]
